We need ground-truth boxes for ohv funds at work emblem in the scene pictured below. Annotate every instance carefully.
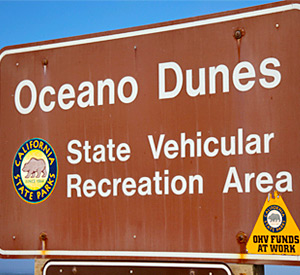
[12,138,58,204]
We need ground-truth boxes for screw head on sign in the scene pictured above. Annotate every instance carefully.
[42,59,49,66]
[234,28,245,40]
[236,231,248,244]
[39,232,48,241]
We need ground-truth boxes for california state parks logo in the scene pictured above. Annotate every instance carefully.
[263,205,287,233]
[12,138,58,204]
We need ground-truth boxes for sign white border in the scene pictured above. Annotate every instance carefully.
[1,249,300,262]
[1,3,300,262]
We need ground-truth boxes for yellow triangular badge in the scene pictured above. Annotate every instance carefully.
[247,191,300,255]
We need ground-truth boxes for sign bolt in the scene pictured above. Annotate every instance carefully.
[133,235,137,239]
[12,235,16,240]
[40,232,48,257]
[72,267,77,274]
[236,231,248,244]
[40,232,48,241]
[42,58,49,66]
[234,28,245,40]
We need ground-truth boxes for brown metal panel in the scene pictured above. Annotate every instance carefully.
[42,261,232,275]
[0,0,300,265]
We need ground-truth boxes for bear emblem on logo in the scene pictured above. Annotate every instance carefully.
[22,157,47,178]
[268,213,281,223]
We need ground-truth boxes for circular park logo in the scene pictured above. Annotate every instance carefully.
[12,138,58,204]
[263,205,286,233]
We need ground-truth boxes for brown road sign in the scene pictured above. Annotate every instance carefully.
[1,1,300,265]
[42,261,232,275]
